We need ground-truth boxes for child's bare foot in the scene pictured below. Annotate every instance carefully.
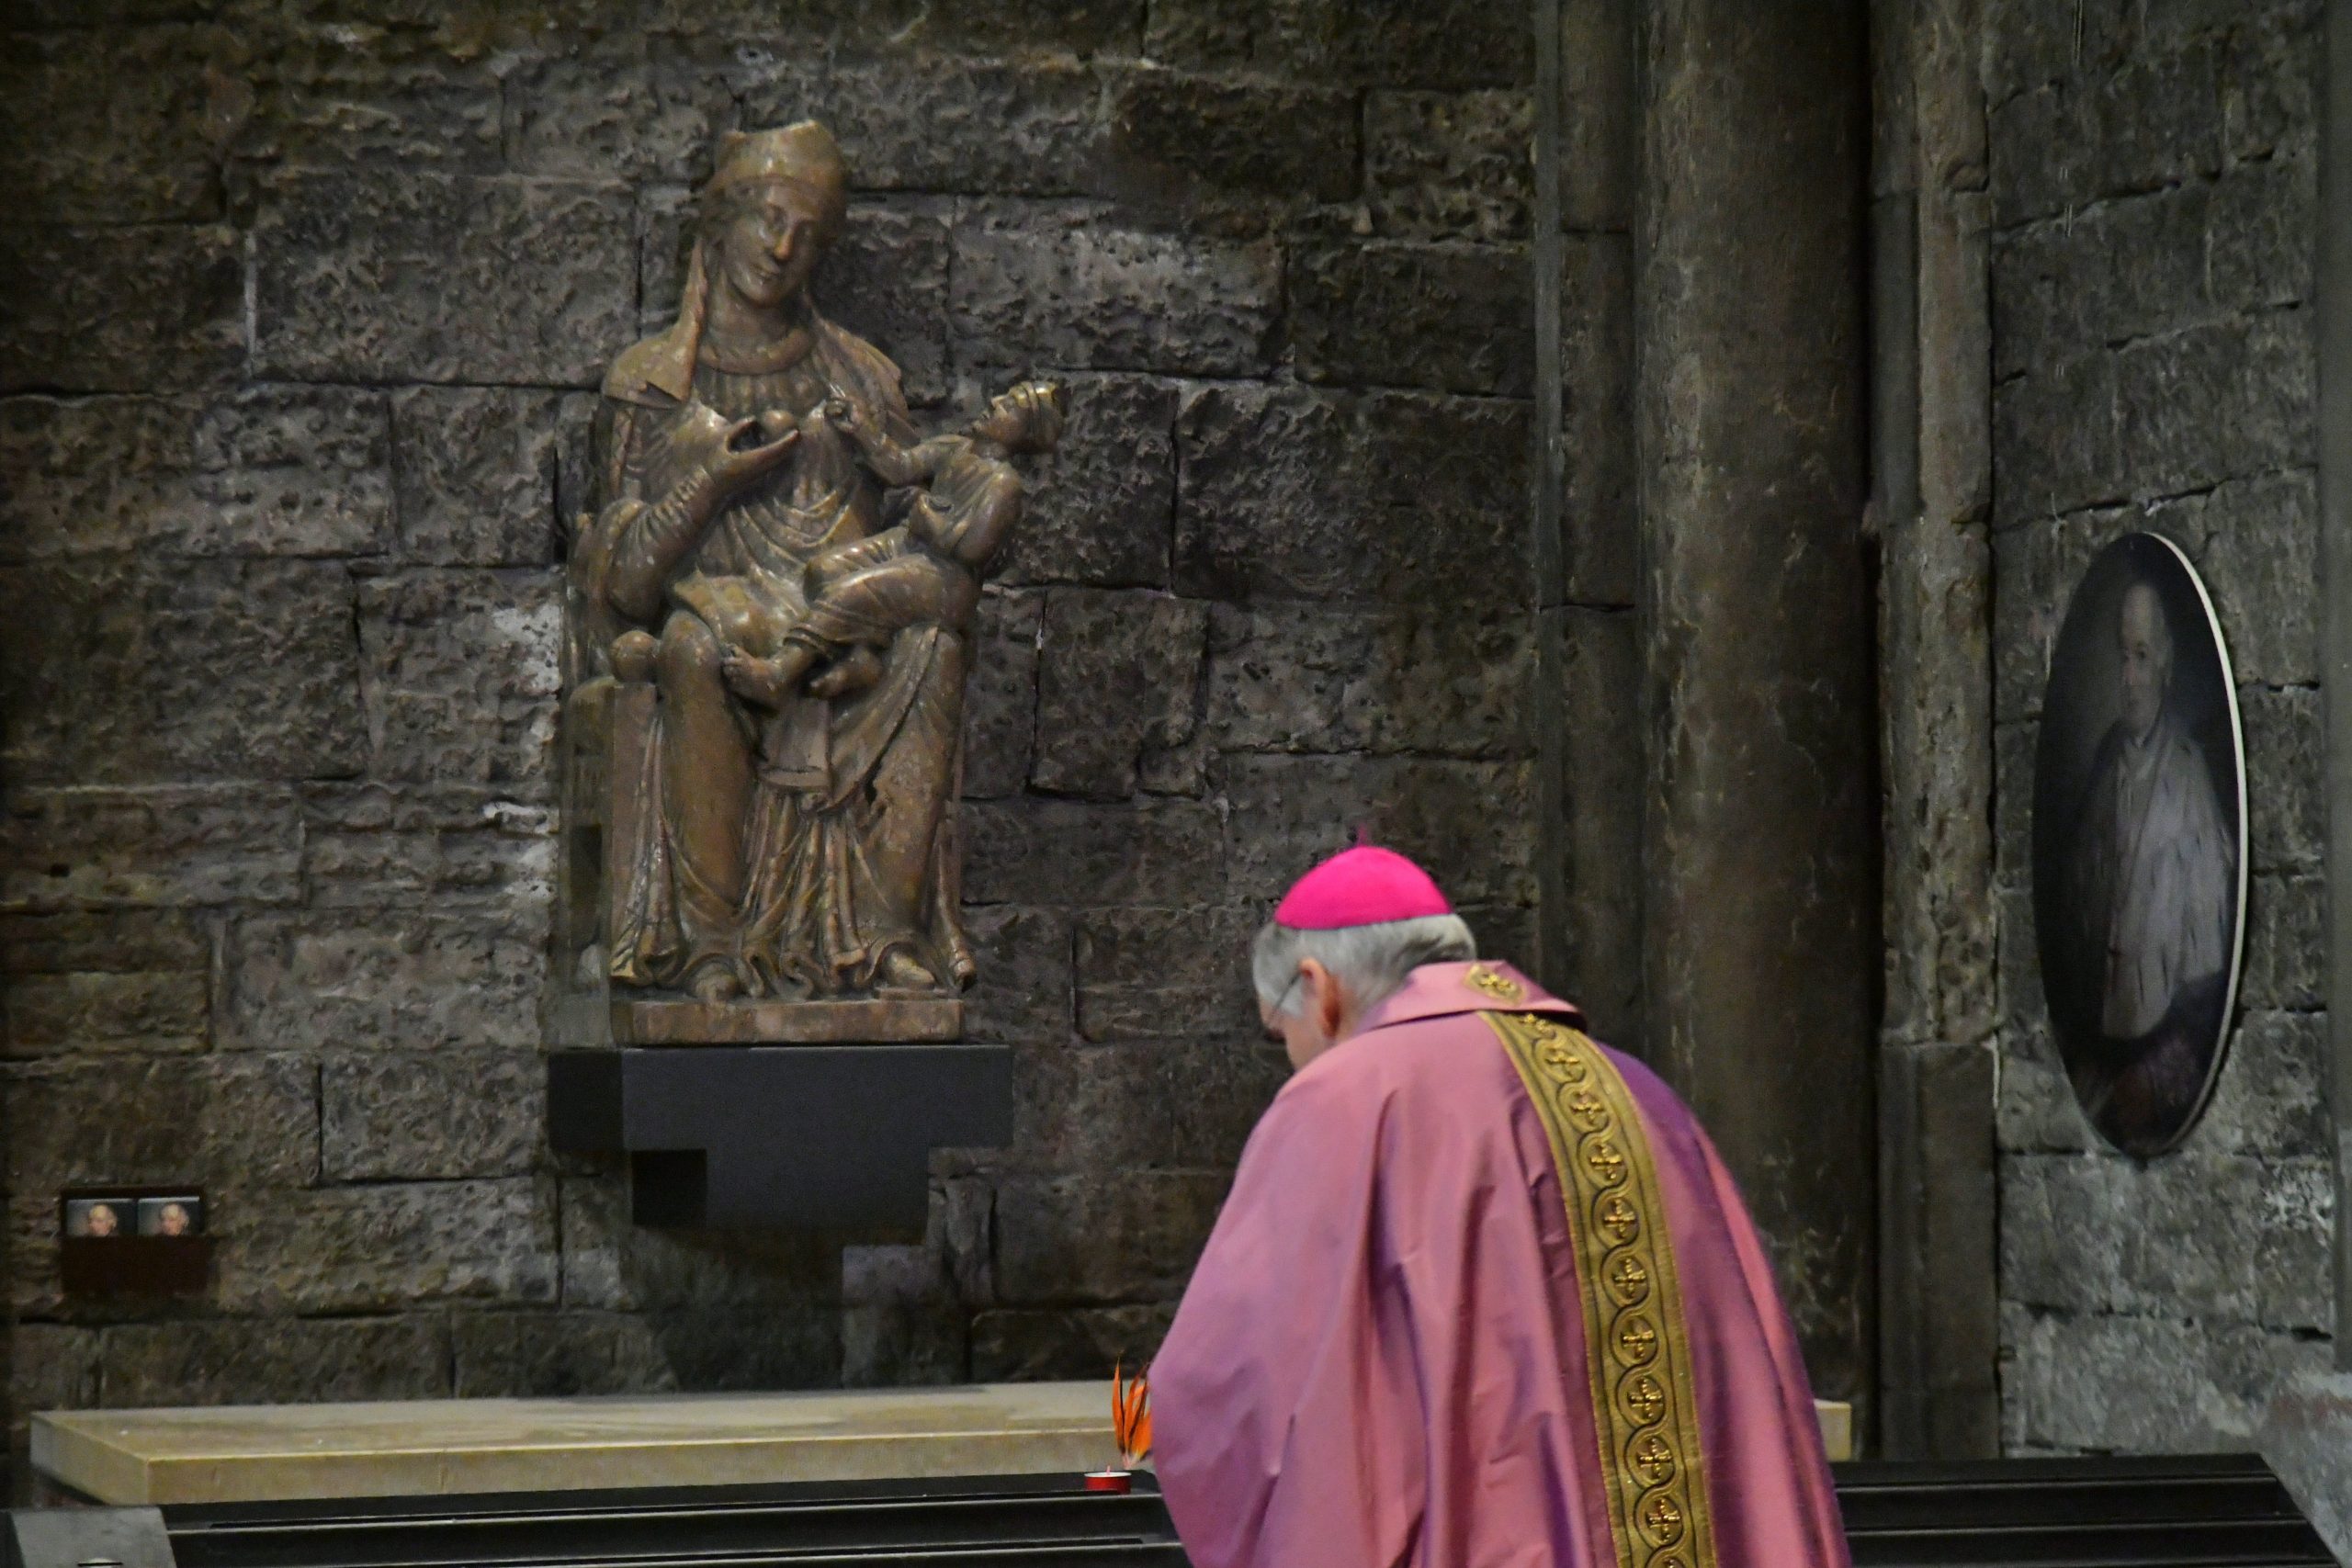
[721,649,806,706]
[808,645,883,699]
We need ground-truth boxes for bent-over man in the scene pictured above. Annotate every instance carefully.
[1152,845,1849,1568]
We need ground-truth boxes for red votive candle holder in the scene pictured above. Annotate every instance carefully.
[1084,1470,1133,1493]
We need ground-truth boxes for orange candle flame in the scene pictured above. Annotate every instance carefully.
[1111,1359,1153,1468]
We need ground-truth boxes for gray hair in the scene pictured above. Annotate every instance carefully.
[1253,914,1478,1019]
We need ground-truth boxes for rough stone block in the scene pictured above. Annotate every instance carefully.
[2113,315,2314,494]
[1992,188,2210,380]
[3,972,209,1056]
[1142,0,1523,86]
[232,29,502,174]
[1009,1034,1283,1173]
[2211,157,2317,311]
[2196,471,2320,687]
[0,558,367,786]
[322,1047,544,1180]
[1073,906,1256,1043]
[962,799,1222,908]
[0,785,301,911]
[1,389,391,562]
[818,198,953,407]
[99,1316,452,1408]
[1365,90,1532,242]
[2223,8,2322,163]
[0,224,243,393]
[951,203,1281,378]
[253,173,635,386]
[1988,85,2097,227]
[1995,1024,2098,1154]
[356,568,561,787]
[452,1310,683,1397]
[1293,242,1532,398]
[0,26,237,225]
[214,1177,558,1314]
[300,783,554,911]
[1997,1155,2128,1314]
[1992,720,2037,890]
[557,1175,841,1313]
[1031,590,1206,800]
[1222,755,1535,904]
[2003,1306,2331,1451]
[0,1051,318,1193]
[2241,684,2320,873]
[0,909,210,975]
[1107,70,1358,206]
[1204,603,1533,759]
[10,1323,99,1425]
[969,1303,1175,1382]
[503,43,733,186]
[960,588,1041,801]
[2092,40,2222,197]
[955,905,1073,1045]
[746,58,1104,198]
[1991,355,2120,526]
[2199,1009,2329,1158]
[994,376,1178,590]
[2241,872,2324,1010]
[1175,385,1528,601]
[391,389,565,567]
[991,1171,1230,1303]
[222,907,543,1051]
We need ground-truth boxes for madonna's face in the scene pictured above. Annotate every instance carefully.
[716,188,828,310]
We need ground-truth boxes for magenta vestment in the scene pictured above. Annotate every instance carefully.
[1152,960,1849,1568]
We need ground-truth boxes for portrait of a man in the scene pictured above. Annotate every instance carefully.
[140,1196,202,1238]
[63,1199,126,1238]
[2032,533,2245,1157]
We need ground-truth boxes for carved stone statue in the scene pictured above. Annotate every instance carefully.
[552,121,1065,1044]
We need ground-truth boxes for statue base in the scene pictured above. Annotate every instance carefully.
[547,1044,1011,1232]
[616,996,962,1045]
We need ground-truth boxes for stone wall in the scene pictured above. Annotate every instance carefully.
[0,0,1586,1490]
[1980,0,2331,1450]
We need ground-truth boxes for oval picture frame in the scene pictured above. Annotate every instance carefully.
[2030,531,2247,1158]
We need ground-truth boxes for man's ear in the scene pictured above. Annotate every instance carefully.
[1301,957,1344,1035]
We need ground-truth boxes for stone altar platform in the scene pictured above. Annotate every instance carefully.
[36,1384,1857,1506]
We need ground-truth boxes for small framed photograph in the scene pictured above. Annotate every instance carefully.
[62,1198,131,1239]
[138,1196,203,1238]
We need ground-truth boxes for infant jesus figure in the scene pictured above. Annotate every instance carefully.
[721,379,1067,707]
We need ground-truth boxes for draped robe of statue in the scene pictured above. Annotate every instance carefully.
[582,242,973,1001]
[1152,960,1849,1568]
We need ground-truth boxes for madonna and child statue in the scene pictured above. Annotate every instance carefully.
[551,122,1066,1045]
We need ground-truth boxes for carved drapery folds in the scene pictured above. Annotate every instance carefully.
[552,122,1064,1045]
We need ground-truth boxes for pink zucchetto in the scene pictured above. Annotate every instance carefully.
[1272,845,1454,931]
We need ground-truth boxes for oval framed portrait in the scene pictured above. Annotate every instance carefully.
[2031,532,2246,1158]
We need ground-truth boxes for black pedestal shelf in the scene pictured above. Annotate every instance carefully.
[547,1045,1012,1234]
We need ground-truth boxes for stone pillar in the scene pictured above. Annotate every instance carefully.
[1634,0,1877,1404]
[2322,0,2352,1370]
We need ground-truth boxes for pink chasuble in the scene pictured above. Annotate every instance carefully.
[1151,960,1849,1568]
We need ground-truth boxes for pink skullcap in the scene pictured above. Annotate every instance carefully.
[1272,845,1453,930]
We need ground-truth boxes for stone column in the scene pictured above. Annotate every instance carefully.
[1634,0,1877,1404]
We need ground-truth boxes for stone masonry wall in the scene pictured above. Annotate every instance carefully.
[1984,0,2330,1450]
[0,0,1601,1491]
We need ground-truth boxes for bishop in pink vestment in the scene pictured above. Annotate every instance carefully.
[1151,848,1849,1568]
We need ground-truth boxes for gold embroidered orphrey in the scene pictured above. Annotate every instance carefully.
[1486,1010,1720,1568]
[1464,963,1525,1002]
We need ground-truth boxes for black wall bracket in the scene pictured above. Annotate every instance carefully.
[548,1046,1012,1234]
